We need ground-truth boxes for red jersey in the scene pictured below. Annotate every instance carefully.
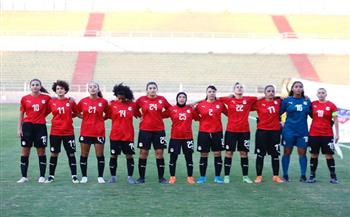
[165,105,199,139]
[136,95,171,131]
[254,98,281,131]
[20,94,51,124]
[220,96,257,132]
[77,97,108,137]
[108,100,138,141]
[310,101,337,136]
[195,100,227,133]
[49,98,77,136]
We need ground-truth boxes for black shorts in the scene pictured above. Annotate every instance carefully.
[138,130,167,150]
[255,129,281,156]
[168,139,194,155]
[50,135,76,154]
[21,122,48,148]
[110,140,135,155]
[224,131,250,152]
[79,136,105,145]
[309,136,334,155]
[197,132,224,153]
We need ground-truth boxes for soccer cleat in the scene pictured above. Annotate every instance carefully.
[17,177,28,183]
[108,176,117,183]
[72,176,79,184]
[214,176,224,184]
[299,175,307,183]
[45,176,55,183]
[242,176,253,184]
[97,177,105,184]
[127,176,136,184]
[272,176,284,183]
[187,176,195,184]
[330,178,338,184]
[254,176,263,184]
[80,176,88,184]
[283,175,290,182]
[159,177,167,184]
[224,176,230,184]
[307,176,316,183]
[38,176,46,183]
[168,176,176,184]
[135,178,145,184]
[196,176,206,184]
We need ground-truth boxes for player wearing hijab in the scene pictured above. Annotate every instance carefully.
[163,92,199,184]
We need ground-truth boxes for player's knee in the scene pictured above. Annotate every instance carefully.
[225,151,233,158]
[201,152,209,158]
[325,154,333,160]
[213,151,221,157]
[125,154,133,159]
[36,148,45,156]
[140,149,149,159]
[240,151,248,158]
[155,149,164,159]
[311,153,319,158]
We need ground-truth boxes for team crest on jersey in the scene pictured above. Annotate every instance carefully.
[128,107,132,111]
[159,100,163,104]
[26,100,31,103]
[243,100,247,105]
[98,103,102,107]
[326,107,330,111]
[216,105,220,109]
[66,103,70,107]
[41,100,46,104]
[262,104,266,107]
[187,109,191,113]
[274,100,278,105]
[303,101,308,105]
[231,100,236,104]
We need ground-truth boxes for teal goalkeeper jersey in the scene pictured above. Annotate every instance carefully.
[280,96,311,137]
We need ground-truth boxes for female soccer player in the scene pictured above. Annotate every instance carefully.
[308,88,339,184]
[17,79,51,183]
[163,92,199,184]
[46,80,79,184]
[195,85,227,184]
[107,83,139,184]
[77,81,109,184]
[280,81,311,182]
[135,82,171,184]
[253,85,284,183]
[220,82,257,184]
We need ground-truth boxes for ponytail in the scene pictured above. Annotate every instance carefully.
[97,90,103,98]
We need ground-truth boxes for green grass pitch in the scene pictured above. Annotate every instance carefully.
[1,104,349,216]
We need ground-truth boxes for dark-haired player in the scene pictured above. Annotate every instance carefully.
[135,82,171,184]
[17,79,51,183]
[280,81,311,182]
[308,88,339,184]
[107,83,140,184]
[253,85,284,183]
[77,81,109,184]
[163,92,199,184]
[195,85,227,184]
[45,80,79,184]
[220,82,257,184]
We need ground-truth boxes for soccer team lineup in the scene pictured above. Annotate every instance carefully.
[17,78,340,185]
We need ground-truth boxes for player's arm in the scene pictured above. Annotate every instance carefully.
[17,111,24,137]
[333,111,340,143]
